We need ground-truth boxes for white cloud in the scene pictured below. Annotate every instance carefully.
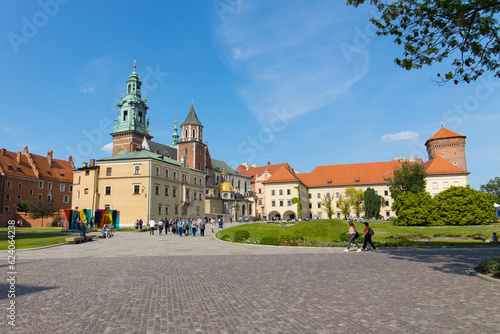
[381,131,419,142]
[79,86,96,93]
[100,142,113,154]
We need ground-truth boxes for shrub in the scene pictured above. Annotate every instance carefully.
[220,234,230,241]
[338,232,349,242]
[260,236,278,245]
[234,230,250,242]
[278,231,293,242]
[478,256,500,277]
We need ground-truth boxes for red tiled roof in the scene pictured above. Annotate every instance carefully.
[426,127,465,144]
[423,156,469,175]
[263,166,302,184]
[296,160,424,188]
[0,147,74,182]
[236,163,293,182]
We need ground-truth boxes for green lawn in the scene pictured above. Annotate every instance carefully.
[0,233,79,251]
[0,227,64,233]
[216,219,500,247]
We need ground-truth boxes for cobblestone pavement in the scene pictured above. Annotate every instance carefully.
[3,227,500,333]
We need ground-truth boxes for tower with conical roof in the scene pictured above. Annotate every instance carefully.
[171,118,179,147]
[425,127,467,171]
[111,61,152,156]
[177,102,207,172]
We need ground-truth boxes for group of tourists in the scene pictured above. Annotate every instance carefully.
[136,217,227,237]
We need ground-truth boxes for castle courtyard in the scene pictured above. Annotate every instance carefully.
[8,228,500,333]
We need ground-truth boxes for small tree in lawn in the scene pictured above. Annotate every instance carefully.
[17,200,30,212]
[364,188,384,219]
[345,186,364,218]
[338,195,351,220]
[28,201,56,227]
[319,194,334,219]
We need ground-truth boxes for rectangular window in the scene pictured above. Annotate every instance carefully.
[38,194,42,200]
[433,182,438,189]
[173,172,177,179]
[443,181,449,189]
[4,206,9,212]
[385,201,389,207]
[155,185,160,195]
[287,189,291,195]
[258,199,262,205]
[104,204,110,210]
[326,193,330,198]
[271,201,276,207]
[6,181,11,188]
[47,194,52,201]
[38,181,43,189]
[158,206,162,215]
[375,191,378,195]
[60,184,65,192]
[85,170,90,176]
[309,194,312,199]
[29,188,33,195]
[48,182,52,190]
[384,190,388,196]
[69,185,73,192]
[77,190,80,200]
[271,190,275,196]
[336,192,340,198]
[106,167,112,176]
[287,200,292,206]
[165,187,169,196]
[18,183,22,189]
[182,208,187,215]
[175,206,178,215]
[165,207,169,215]
[173,188,177,197]
[133,184,140,194]
[5,194,10,201]
[309,203,312,209]
[317,193,320,199]
[317,203,321,208]
[84,188,89,194]
[279,201,284,207]
[63,195,69,203]
[134,165,141,175]
[279,189,283,195]
[105,186,111,195]
[156,167,160,176]
[166,169,169,178]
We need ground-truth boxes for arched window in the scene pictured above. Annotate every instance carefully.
[123,110,128,121]
[185,130,188,138]
[184,148,188,155]
[192,129,196,138]
[128,84,131,93]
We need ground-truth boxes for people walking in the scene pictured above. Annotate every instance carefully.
[178,220,183,237]
[158,219,164,235]
[149,219,155,235]
[362,222,376,251]
[344,221,362,252]
[211,218,215,234]
[200,219,205,236]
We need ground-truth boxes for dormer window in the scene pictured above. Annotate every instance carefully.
[124,110,128,121]
[138,112,142,122]
[192,129,196,138]
[128,84,131,93]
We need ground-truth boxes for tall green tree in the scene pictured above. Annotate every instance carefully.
[338,195,351,219]
[364,187,384,219]
[480,176,500,204]
[388,161,428,200]
[392,191,434,226]
[319,194,335,219]
[291,186,303,218]
[431,185,497,225]
[28,201,56,227]
[346,0,500,84]
[345,186,365,217]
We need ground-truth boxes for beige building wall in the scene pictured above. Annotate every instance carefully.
[72,167,100,213]
[425,174,469,197]
[264,182,307,220]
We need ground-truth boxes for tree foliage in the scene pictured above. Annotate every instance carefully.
[392,191,434,225]
[291,186,303,218]
[345,186,365,217]
[364,187,384,219]
[480,176,500,204]
[319,194,335,219]
[388,161,428,200]
[347,0,500,84]
[338,195,351,219]
[431,185,496,225]
[17,200,30,212]
[28,201,56,227]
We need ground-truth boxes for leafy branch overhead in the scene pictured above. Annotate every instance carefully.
[347,0,500,84]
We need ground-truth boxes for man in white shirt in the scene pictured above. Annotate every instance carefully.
[149,219,155,235]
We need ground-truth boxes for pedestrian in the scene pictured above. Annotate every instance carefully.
[158,219,164,235]
[211,218,215,234]
[192,220,197,237]
[362,222,376,251]
[200,219,205,236]
[492,232,498,243]
[139,219,143,230]
[344,221,362,252]
[178,220,183,237]
[149,219,155,235]
[135,219,139,230]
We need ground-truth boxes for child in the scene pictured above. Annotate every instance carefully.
[493,232,498,243]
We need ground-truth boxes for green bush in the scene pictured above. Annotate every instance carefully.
[234,230,250,242]
[468,233,487,240]
[478,256,500,277]
[220,234,230,241]
[260,236,278,245]
[338,232,349,242]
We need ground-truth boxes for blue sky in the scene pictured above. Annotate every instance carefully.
[2,0,499,189]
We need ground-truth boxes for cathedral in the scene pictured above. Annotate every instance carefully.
[72,63,255,225]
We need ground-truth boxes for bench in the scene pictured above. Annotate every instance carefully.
[66,236,85,244]
[85,234,96,242]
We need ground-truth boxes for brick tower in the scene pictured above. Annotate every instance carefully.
[425,127,467,171]
[111,61,152,156]
[177,103,207,172]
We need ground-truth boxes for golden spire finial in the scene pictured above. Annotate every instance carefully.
[133,60,136,70]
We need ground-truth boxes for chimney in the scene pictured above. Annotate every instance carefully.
[89,159,96,167]
[267,162,270,167]
[82,162,88,168]
[16,152,21,164]
[0,148,5,156]
[47,150,53,168]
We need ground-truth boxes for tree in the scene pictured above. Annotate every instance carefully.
[346,0,500,84]
[392,191,434,226]
[364,187,384,219]
[28,201,56,227]
[431,185,496,225]
[17,200,30,212]
[480,176,500,204]
[388,161,428,200]
[319,194,335,219]
[291,186,303,218]
[345,186,365,217]
[338,195,351,219]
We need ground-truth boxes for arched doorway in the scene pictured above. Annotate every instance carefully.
[283,210,296,221]
[268,211,281,221]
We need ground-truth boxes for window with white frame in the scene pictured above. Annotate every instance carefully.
[134,165,141,175]
[60,184,65,192]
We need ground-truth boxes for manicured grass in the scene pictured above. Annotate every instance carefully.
[477,255,500,278]
[0,227,64,233]
[0,233,79,251]
[216,219,500,247]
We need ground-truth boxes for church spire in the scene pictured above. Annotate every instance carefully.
[171,116,179,147]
